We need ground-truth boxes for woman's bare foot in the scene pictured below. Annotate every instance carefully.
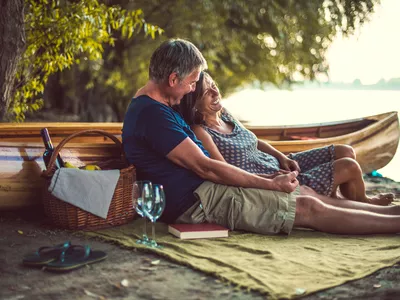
[367,193,395,206]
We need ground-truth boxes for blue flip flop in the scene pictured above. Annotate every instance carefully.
[44,244,107,272]
[22,241,71,267]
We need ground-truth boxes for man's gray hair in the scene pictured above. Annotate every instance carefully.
[149,38,208,83]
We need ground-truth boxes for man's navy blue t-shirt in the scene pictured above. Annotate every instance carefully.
[122,95,209,223]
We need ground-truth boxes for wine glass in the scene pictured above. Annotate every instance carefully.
[144,184,166,249]
[132,180,153,245]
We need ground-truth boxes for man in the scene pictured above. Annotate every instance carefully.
[122,38,400,235]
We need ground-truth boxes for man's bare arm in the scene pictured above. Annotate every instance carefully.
[166,137,298,193]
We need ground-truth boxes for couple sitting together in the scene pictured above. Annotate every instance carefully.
[122,38,400,236]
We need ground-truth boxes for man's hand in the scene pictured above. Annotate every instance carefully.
[271,171,299,193]
[279,157,301,173]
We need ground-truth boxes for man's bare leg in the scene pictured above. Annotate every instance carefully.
[293,195,400,234]
[300,186,400,215]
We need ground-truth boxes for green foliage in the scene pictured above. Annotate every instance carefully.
[130,0,379,94]
[34,0,380,121]
[12,0,162,121]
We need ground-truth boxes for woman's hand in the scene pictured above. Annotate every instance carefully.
[279,157,301,173]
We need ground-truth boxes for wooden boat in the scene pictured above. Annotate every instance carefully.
[248,111,399,174]
[0,111,398,210]
[0,123,123,143]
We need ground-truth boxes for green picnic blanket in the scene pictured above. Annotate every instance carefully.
[87,217,400,299]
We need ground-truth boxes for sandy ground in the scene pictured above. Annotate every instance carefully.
[1,175,400,300]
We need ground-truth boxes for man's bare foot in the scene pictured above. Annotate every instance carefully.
[367,193,395,206]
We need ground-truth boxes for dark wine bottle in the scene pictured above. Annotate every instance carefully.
[40,128,65,169]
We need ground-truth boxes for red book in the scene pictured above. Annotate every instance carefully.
[168,223,229,240]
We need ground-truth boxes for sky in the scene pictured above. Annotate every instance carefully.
[326,0,400,84]
[225,0,400,179]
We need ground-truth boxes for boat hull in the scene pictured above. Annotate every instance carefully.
[0,143,121,210]
[1,111,398,210]
[257,112,400,173]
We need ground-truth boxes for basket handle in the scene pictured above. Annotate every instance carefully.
[42,129,123,177]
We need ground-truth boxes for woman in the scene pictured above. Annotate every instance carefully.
[178,72,394,206]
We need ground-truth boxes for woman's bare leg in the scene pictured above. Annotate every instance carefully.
[300,186,400,215]
[334,145,356,160]
[330,145,355,199]
[293,195,400,234]
[332,158,394,205]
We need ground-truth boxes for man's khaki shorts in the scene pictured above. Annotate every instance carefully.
[176,181,300,235]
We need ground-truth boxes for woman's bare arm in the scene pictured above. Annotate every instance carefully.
[223,108,287,159]
[223,108,299,171]
[257,139,287,160]
[192,125,226,162]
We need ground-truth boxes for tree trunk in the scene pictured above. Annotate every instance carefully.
[0,0,25,121]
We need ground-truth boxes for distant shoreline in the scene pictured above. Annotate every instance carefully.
[257,77,400,91]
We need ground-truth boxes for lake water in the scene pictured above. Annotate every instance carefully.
[223,89,400,181]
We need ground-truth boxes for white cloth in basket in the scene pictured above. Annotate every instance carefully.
[49,168,120,219]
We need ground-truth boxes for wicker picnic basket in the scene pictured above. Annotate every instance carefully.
[41,130,136,230]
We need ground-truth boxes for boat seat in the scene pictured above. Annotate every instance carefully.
[287,135,319,141]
